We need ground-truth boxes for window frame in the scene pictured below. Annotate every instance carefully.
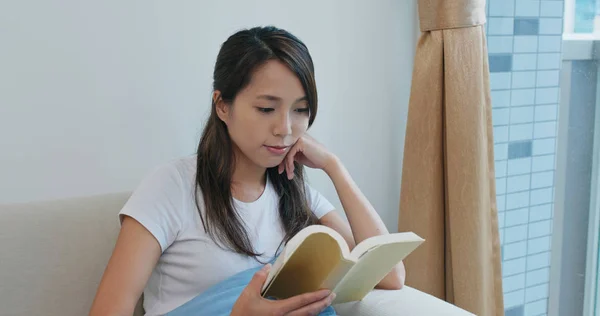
[587,68,600,316]
[564,0,576,34]
[554,2,600,314]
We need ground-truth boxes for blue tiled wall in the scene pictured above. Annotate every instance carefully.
[486,1,564,315]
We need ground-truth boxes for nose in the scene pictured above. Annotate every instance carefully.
[273,112,292,137]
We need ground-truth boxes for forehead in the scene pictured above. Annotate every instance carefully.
[242,60,305,99]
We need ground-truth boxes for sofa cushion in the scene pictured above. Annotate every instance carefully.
[334,287,475,316]
[0,192,136,316]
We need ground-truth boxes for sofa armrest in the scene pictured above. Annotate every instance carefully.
[332,287,475,316]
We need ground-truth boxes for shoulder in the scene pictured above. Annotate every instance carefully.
[156,155,197,179]
[124,155,199,216]
[303,181,325,201]
[120,155,199,251]
[140,155,197,189]
[304,182,335,219]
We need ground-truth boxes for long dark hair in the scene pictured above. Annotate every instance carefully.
[195,26,319,258]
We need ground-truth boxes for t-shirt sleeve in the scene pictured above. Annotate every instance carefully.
[119,163,185,253]
[305,184,335,219]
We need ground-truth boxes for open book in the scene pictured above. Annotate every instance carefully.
[260,225,424,304]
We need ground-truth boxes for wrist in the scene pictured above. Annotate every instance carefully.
[323,154,342,176]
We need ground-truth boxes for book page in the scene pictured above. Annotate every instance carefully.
[319,258,355,290]
[261,249,288,293]
[262,232,344,299]
[262,225,351,294]
[333,238,423,304]
[284,225,351,260]
[349,232,424,261]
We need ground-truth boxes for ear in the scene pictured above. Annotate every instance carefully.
[213,91,229,124]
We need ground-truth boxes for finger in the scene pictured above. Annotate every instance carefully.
[286,147,297,180]
[290,150,298,175]
[246,264,271,293]
[274,289,331,313]
[286,292,336,316]
[278,160,285,174]
[287,157,293,180]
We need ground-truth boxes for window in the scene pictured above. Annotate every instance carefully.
[561,2,600,316]
[487,0,599,315]
[566,0,600,34]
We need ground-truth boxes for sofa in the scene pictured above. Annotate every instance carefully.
[0,192,474,316]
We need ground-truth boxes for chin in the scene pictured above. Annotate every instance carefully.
[264,159,284,169]
[252,156,283,170]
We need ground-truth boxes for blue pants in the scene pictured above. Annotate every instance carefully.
[166,264,336,316]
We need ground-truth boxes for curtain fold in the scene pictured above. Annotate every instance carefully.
[398,0,504,315]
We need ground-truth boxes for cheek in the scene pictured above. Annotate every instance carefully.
[291,118,309,136]
[229,115,265,146]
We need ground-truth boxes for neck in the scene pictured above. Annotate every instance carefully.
[231,146,266,187]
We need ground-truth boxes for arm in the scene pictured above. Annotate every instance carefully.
[89,216,161,316]
[320,156,405,290]
[282,135,405,290]
[95,217,336,316]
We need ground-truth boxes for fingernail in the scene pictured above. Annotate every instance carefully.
[329,293,336,302]
[262,263,271,271]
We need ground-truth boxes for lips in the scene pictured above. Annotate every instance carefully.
[265,145,289,155]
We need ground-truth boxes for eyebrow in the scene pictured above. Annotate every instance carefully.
[256,94,308,103]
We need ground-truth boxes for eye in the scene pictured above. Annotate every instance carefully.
[295,107,310,114]
[257,107,274,113]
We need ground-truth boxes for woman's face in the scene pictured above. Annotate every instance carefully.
[216,60,311,169]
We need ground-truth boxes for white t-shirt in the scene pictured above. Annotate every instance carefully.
[119,155,335,315]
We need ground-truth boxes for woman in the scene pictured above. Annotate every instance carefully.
[90,26,404,316]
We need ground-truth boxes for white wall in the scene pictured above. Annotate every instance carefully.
[0,0,417,231]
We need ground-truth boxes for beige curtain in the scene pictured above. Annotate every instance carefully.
[398,0,504,315]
